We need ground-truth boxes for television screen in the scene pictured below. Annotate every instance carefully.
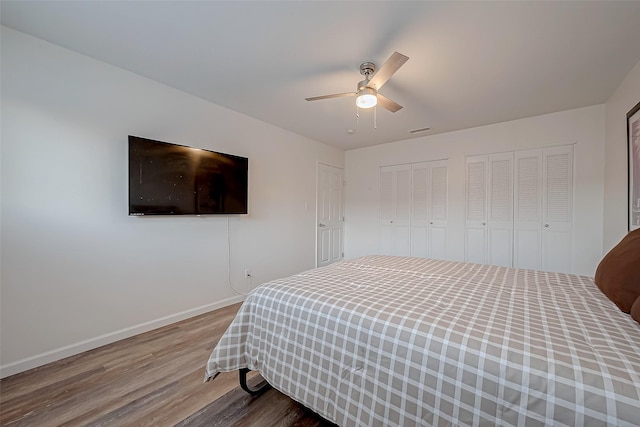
[128,136,248,215]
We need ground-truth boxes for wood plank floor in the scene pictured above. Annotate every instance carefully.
[0,303,336,426]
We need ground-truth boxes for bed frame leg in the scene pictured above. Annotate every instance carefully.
[239,368,271,395]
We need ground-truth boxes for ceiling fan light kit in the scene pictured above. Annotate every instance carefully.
[355,87,377,109]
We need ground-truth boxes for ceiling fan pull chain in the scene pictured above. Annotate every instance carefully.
[374,105,377,129]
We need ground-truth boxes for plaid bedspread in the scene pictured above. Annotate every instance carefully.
[205,256,640,426]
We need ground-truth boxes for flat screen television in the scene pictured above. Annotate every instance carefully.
[128,136,248,215]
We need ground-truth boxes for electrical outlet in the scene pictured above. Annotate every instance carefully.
[244,269,251,278]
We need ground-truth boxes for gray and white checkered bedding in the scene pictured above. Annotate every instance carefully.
[205,255,640,426]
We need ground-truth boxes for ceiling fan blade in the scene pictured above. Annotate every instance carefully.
[367,51,409,91]
[305,92,356,101]
[377,94,403,113]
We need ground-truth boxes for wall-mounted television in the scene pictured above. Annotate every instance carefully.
[128,136,248,215]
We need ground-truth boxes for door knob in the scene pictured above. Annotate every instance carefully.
[319,223,326,227]
[544,224,549,227]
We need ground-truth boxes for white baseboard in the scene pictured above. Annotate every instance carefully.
[0,295,244,379]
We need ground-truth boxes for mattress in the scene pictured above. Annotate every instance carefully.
[205,255,640,426]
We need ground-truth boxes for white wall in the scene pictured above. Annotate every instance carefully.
[603,59,640,252]
[0,27,343,377]
[345,105,605,276]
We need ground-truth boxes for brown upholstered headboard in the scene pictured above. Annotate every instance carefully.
[595,228,640,323]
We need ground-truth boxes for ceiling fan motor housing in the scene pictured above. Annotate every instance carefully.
[359,61,376,77]
[358,62,377,93]
[357,79,376,93]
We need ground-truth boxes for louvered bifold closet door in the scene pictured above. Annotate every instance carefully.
[380,164,412,256]
[382,161,449,259]
[411,163,430,257]
[542,145,573,273]
[466,145,573,272]
[411,161,448,259]
[514,149,543,270]
[487,153,514,267]
[428,161,448,260]
[465,155,488,264]
[465,153,513,266]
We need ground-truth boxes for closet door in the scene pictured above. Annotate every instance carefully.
[382,161,449,259]
[465,153,513,266]
[514,145,573,272]
[411,162,430,257]
[487,153,513,267]
[514,149,543,270]
[542,145,573,272]
[411,161,448,259]
[465,155,488,264]
[380,164,412,256]
[428,161,448,260]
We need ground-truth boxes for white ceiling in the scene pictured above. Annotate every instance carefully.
[2,1,640,150]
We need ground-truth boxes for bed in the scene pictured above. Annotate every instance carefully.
[205,254,640,426]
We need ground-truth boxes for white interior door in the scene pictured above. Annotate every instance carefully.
[464,146,573,272]
[410,162,429,257]
[542,145,573,273]
[317,163,344,268]
[514,149,543,270]
[487,153,513,267]
[382,161,448,259]
[465,156,488,264]
[428,162,448,259]
[380,164,412,256]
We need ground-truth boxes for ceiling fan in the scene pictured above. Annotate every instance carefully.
[305,51,409,113]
